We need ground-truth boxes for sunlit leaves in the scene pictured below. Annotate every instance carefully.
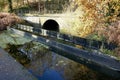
[72,0,120,37]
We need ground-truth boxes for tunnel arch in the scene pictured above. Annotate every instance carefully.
[42,19,59,32]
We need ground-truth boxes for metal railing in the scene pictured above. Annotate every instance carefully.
[15,24,117,50]
[11,24,120,79]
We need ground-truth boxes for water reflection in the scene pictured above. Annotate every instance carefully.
[0,29,116,80]
[18,41,115,80]
[29,69,64,80]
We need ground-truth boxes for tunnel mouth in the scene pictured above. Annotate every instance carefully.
[42,19,59,32]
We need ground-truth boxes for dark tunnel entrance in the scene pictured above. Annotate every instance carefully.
[42,19,59,32]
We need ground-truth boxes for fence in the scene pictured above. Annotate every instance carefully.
[14,2,66,15]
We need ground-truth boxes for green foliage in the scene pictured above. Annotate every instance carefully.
[0,0,8,11]
[101,48,114,55]
[0,0,5,11]
[7,0,13,12]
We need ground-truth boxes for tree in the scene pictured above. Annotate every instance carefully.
[8,0,13,12]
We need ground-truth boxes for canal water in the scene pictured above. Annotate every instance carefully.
[0,30,116,80]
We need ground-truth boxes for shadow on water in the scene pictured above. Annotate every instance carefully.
[5,44,30,66]
[5,41,118,80]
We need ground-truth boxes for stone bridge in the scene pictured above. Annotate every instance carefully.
[20,14,77,30]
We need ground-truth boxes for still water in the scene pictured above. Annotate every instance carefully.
[0,30,115,80]
[15,41,115,80]
[18,41,75,80]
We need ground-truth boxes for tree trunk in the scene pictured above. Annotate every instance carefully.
[38,0,41,13]
[26,0,30,7]
[8,0,13,13]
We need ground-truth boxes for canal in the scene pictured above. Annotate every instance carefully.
[0,29,117,80]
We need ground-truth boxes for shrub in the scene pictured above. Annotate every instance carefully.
[0,13,22,31]
[98,21,120,57]
[68,0,120,37]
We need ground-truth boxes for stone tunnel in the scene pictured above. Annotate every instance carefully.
[42,19,59,32]
[21,15,76,32]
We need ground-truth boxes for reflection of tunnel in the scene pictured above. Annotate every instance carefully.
[42,19,59,32]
